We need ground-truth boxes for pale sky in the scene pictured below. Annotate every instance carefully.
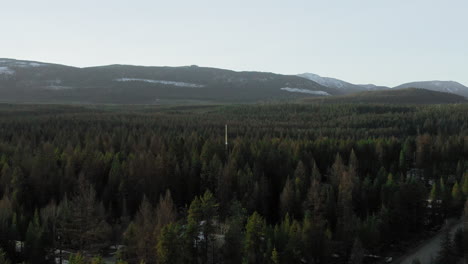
[1,0,467,87]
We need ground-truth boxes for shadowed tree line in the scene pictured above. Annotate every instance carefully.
[0,103,467,263]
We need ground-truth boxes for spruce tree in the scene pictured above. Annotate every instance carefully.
[244,212,266,264]
[156,223,182,264]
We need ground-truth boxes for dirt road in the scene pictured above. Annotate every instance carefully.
[396,220,463,264]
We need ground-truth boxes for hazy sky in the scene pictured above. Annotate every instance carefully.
[1,0,467,87]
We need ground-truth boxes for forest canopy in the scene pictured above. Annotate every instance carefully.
[0,103,467,264]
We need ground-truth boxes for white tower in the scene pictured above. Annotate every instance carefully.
[225,124,228,151]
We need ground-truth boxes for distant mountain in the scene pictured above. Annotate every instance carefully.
[298,74,468,99]
[297,73,388,94]
[357,84,390,90]
[303,88,467,105]
[0,58,336,104]
[2,58,466,105]
[394,81,468,97]
[297,73,365,94]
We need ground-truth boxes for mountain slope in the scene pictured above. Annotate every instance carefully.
[357,84,390,90]
[297,73,365,94]
[394,81,468,97]
[298,73,388,94]
[303,88,467,104]
[0,58,336,104]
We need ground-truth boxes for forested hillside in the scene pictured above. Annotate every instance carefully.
[0,103,467,264]
[304,88,467,104]
[0,59,336,104]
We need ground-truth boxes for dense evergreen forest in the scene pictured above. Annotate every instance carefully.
[0,103,467,264]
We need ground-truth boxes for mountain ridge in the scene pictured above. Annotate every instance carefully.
[297,72,468,98]
[0,58,337,104]
[303,87,467,105]
[394,80,468,97]
[1,58,467,104]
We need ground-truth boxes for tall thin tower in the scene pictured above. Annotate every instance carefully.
[225,124,228,152]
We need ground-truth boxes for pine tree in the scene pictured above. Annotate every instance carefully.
[279,177,296,218]
[0,196,13,245]
[330,153,345,189]
[125,196,155,264]
[59,175,111,252]
[310,159,321,182]
[293,161,308,201]
[337,170,357,256]
[304,179,322,218]
[429,183,438,201]
[244,212,266,264]
[462,172,468,196]
[10,167,27,210]
[285,220,302,262]
[154,190,176,247]
[156,223,182,264]
[186,190,218,264]
[186,195,202,263]
[399,150,406,171]
[222,202,245,264]
[349,149,358,172]
[25,210,44,263]
[0,248,11,264]
[271,247,279,264]
[451,181,463,209]
[199,190,218,264]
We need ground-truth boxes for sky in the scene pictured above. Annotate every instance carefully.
[1,0,467,87]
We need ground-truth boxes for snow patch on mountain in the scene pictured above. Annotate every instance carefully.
[13,62,44,67]
[298,73,355,89]
[0,67,14,75]
[44,86,73,90]
[0,60,45,68]
[115,78,205,88]
[42,80,72,90]
[280,87,330,96]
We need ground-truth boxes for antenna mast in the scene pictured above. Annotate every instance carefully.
[225,124,228,152]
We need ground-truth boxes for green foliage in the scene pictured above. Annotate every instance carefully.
[156,223,183,264]
[244,212,266,264]
[123,196,155,263]
[270,247,279,264]
[305,87,467,105]
[222,203,245,264]
[91,256,105,264]
[0,248,11,264]
[451,181,463,208]
[59,176,111,251]
[0,103,466,263]
[69,253,86,264]
[279,177,296,218]
[25,210,44,262]
[462,172,468,196]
